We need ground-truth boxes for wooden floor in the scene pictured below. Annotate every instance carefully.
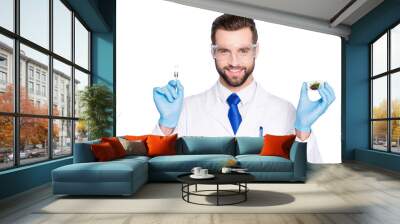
[1,162,400,224]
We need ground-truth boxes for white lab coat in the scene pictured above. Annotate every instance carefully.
[153,80,320,161]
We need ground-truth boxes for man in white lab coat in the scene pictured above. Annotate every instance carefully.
[152,14,335,147]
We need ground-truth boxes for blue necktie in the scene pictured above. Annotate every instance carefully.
[227,93,242,134]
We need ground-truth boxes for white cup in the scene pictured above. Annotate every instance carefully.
[199,169,208,176]
[191,167,202,176]
[221,167,232,174]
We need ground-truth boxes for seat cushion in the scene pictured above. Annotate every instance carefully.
[176,136,236,155]
[148,154,235,172]
[236,155,293,172]
[52,158,147,183]
[236,137,264,155]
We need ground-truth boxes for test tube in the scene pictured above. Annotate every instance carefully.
[174,65,179,93]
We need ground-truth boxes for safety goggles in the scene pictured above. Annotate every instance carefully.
[211,43,257,62]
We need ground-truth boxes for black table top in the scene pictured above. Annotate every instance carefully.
[177,172,255,185]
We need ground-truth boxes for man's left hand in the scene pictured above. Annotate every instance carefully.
[295,82,336,133]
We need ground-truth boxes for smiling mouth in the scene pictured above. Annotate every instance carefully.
[225,67,245,77]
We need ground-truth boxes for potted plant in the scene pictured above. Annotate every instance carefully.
[79,84,114,140]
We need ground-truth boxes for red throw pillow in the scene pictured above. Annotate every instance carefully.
[259,134,296,159]
[91,142,117,161]
[101,137,127,158]
[146,134,177,157]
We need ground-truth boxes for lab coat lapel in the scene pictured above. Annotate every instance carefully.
[204,84,234,135]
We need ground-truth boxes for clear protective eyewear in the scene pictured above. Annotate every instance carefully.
[211,43,257,62]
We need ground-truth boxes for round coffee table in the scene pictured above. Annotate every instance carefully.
[177,172,255,206]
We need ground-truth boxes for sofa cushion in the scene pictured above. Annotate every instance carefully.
[236,137,264,155]
[148,154,235,172]
[236,155,293,172]
[52,158,147,183]
[176,136,235,155]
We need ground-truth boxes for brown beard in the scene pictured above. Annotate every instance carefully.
[215,59,255,87]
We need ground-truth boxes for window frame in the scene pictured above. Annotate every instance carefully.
[0,0,92,171]
[370,20,400,154]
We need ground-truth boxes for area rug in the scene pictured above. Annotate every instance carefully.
[37,183,362,214]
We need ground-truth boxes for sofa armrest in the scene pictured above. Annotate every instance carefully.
[73,140,99,163]
[289,141,307,181]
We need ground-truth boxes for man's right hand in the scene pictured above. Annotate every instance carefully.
[153,80,184,129]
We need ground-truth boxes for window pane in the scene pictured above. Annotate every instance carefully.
[391,72,400,118]
[74,69,89,118]
[372,121,388,151]
[20,44,49,115]
[0,116,13,170]
[75,120,88,143]
[0,0,13,31]
[372,33,387,76]
[0,34,14,112]
[53,0,72,60]
[53,59,72,117]
[20,0,49,49]
[20,117,49,165]
[53,119,72,157]
[391,120,400,153]
[372,77,387,119]
[391,24,400,70]
[75,18,89,69]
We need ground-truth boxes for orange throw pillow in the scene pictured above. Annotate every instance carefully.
[259,134,296,159]
[146,134,177,157]
[91,142,117,161]
[101,137,127,158]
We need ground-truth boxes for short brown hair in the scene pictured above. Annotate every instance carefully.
[211,14,258,44]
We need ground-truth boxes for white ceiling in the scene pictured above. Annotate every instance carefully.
[166,0,384,39]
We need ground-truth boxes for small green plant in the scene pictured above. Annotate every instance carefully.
[79,84,114,140]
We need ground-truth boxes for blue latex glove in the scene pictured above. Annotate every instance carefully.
[153,80,184,128]
[295,82,336,132]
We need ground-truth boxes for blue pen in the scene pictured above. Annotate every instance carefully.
[259,126,263,137]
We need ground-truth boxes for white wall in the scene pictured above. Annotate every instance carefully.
[116,0,341,163]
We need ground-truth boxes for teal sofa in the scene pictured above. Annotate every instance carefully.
[52,136,307,196]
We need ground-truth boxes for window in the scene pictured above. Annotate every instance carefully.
[74,69,89,118]
[29,67,34,80]
[75,18,89,70]
[53,59,71,117]
[20,0,49,49]
[42,85,46,97]
[41,73,46,82]
[0,71,6,85]
[0,34,13,113]
[36,83,40,95]
[28,81,34,94]
[35,70,41,81]
[53,119,72,158]
[371,23,400,154]
[0,0,13,32]
[53,0,72,60]
[0,0,91,170]
[0,116,13,170]
[0,55,7,67]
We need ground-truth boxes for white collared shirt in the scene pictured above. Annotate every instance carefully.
[216,79,257,123]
